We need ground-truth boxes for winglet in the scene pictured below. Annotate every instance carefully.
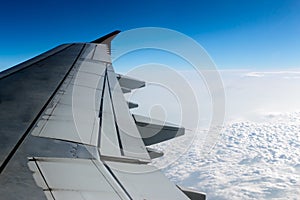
[91,30,121,44]
[91,30,121,54]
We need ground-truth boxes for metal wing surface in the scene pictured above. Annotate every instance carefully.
[0,31,205,200]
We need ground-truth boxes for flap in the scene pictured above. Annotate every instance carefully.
[133,114,185,145]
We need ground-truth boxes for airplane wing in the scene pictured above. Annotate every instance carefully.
[0,31,205,200]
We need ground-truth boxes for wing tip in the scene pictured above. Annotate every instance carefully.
[91,30,121,44]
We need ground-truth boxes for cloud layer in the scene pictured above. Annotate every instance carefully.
[147,70,300,199]
[153,112,300,199]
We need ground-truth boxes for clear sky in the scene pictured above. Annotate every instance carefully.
[0,0,299,70]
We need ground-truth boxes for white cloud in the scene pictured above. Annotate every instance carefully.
[153,112,300,199]
[244,71,300,79]
[144,69,300,199]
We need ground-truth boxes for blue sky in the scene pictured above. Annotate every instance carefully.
[0,0,299,70]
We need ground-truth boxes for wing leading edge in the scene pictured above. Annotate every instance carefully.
[0,31,205,200]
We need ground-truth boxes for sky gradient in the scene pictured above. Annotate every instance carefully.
[0,0,299,70]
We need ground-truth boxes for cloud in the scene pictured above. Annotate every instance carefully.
[244,71,300,79]
[152,112,300,199]
[130,69,300,199]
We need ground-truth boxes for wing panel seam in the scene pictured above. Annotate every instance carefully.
[103,162,133,200]
[97,68,108,148]
[0,44,86,174]
[91,159,126,200]
[106,71,124,156]
[33,158,56,200]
